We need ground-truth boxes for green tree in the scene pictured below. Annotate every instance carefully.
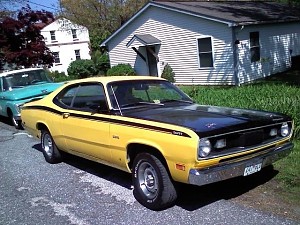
[91,50,110,75]
[0,6,54,69]
[161,63,175,83]
[106,63,135,76]
[67,59,97,78]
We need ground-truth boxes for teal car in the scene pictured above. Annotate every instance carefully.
[0,68,63,128]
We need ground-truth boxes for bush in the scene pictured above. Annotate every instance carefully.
[161,63,175,83]
[67,59,97,79]
[91,50,110,75]
[47,70,75,82]
[106,64,135,76]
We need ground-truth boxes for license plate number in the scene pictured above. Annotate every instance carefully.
[244,163,262,176]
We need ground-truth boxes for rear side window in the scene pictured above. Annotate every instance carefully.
[54,83,108,112]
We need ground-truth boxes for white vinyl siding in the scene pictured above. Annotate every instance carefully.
[108,6,234,85]
[236,22,300,84]
[106,5,300,85]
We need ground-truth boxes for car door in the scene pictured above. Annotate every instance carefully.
[55,83,111,162]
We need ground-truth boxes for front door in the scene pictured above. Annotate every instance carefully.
[56,83,111,162]
[146,46,158,76]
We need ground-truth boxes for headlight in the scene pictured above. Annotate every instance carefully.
[198,138,211,158]
[15,104,24,113]
[280,122,289,137]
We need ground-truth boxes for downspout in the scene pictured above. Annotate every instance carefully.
[231,26,240,86]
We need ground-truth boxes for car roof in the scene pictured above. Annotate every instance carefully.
[0,68,44,77]
[64,76,166,86]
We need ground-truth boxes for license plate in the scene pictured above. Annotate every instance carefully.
[244,162,262,176]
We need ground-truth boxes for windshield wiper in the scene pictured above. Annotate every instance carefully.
[121,101,163,108]
[161,99,194,104]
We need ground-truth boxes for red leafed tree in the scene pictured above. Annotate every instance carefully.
[0,6,54,69]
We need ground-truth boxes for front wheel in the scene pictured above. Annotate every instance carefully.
[8,111,23,129]
[41,129,62,164]
[132,153,177,210]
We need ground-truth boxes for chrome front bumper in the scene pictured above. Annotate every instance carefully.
[189,142,294,186]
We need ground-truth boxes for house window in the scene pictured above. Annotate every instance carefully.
[53,52,60,64]
[75,50,81,60]
[71,29,77,39]
[250,32,260,62]
[197,37,213,68]
[50,31,56,41]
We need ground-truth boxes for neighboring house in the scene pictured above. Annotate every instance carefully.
[41,18,91,75]
[100,1,300,85]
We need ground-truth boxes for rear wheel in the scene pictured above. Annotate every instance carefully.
[41,129,62,163]
[132,153,177,210]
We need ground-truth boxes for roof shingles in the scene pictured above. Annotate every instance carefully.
[153,1,300,25]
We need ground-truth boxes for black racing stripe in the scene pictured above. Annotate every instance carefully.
[23,105,62,115]
[23,105,191,138]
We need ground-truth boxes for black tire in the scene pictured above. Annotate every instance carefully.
[41,129,62,164]
[132,153,177,210]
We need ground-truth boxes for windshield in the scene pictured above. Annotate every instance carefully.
[3,69,52,91]
[108,80,193,109]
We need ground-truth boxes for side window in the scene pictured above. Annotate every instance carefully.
[53,52,60,64]
[55,84,108,112]
[57,85,78,107]
[50,31,56,41]
[72,29,77,39]
[250,32,260,62]
[75,50,81,60]
[197,37,214,68]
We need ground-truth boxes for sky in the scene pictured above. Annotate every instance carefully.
[26,0,59,12]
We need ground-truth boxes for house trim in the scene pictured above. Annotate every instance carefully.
[46,40,90,47]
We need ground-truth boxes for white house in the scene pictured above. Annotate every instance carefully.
[101,1,300,85]
[41,18,91,75]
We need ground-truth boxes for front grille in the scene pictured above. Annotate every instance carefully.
[206,122,292,158]
[230,129,264,148]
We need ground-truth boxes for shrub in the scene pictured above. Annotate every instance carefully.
[161,63,175,83]
[91,50,110,75]
[47,70,75,82]
[67,59,97,79]
[106,64,135,76]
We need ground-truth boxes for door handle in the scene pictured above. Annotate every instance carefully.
[62,113,70,119]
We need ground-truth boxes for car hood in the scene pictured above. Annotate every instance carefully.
[1,82,63,101]
[125,104,290,136]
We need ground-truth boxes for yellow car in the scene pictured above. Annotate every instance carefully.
[21,76,294,210]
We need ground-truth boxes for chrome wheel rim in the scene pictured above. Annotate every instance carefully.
[137,162,158,199]
[43,133,53,157]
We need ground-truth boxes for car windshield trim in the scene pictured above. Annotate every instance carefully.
[120,101,164,108]
[160,99,194,104]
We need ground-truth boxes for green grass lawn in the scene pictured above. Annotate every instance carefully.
[274,140,300,204]
[179,69,300,201]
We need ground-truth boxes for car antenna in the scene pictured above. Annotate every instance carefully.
[110,86,123,116]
